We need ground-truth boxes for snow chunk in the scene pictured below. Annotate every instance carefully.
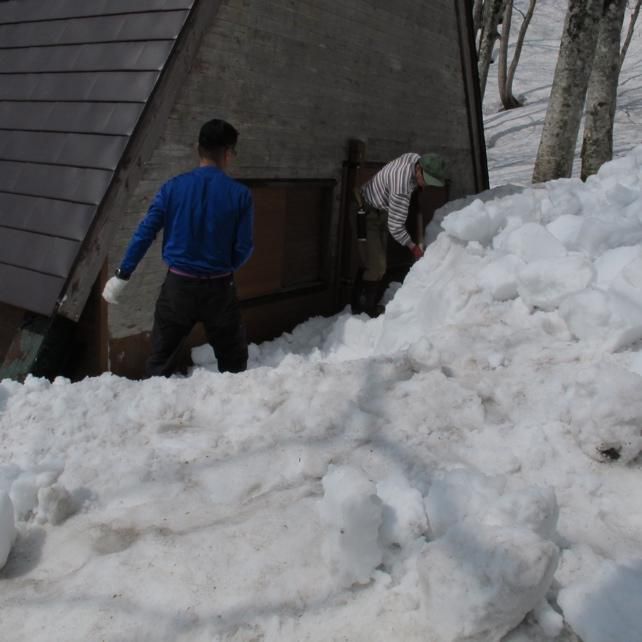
[318,466,383,586]
[594,245,642,287]
[560,288,642,351]
[418,523,559,642]
[478,254,525,301]
[517,255,594,311]
[9,474,38,521]
[442,199,502,245]
[559,561,642,642]
[376,475,428,547]
[36,484,75,525]
[425,470,558,540]
[484,486,559,539]
[0,491,16,570]
[610,254,642,304]
[503,223,567,263]
[566,364,642,463]
[425,469,505,539]
[546,214,584,250]
[406,337,441,372]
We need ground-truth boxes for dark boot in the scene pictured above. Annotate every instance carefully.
[362,280,385,318]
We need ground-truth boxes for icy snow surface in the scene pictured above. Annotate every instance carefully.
[3,147,642,640]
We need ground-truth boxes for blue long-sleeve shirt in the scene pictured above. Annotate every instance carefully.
[119,166,254,277]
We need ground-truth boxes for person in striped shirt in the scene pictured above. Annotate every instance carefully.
[355,152,447,316]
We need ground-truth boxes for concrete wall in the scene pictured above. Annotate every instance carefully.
[109,0,479,339]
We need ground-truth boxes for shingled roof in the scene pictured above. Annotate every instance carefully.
[0,0,199,316]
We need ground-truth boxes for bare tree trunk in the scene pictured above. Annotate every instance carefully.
[532,0,604,183]
[499,0,538,110]
[581,0,628,180]
[620,0,642,68]
[506,0,537,100]
[478,0,506,99]
[473,0,485,34]
[498,1,521,109]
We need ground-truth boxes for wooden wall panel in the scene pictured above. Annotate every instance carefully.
[235,187,287,299]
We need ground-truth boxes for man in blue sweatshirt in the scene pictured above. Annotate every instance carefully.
[102,119,254,377]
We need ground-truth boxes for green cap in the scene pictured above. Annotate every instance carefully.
[419,153,447,187]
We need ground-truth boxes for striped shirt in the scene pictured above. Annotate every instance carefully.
[361,153,420,247]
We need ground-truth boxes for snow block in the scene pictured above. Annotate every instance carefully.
[318,465,383,586]
[442,199,503,245]
[560,288,642,352]
[503,223,567,263]
[517,255,594,311]
[418,522,559,642]
[477,254,525,301]
[376,475,428,547]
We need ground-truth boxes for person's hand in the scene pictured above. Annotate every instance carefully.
[102,276,128,304]
[409,244,424,260]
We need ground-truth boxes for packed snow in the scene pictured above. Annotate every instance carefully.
[3,146,642,640]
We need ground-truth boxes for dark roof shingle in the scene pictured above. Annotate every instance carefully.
[0,0,195,315]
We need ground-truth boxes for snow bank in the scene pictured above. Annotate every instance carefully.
[416,144,642,358]
[2,147,642,640]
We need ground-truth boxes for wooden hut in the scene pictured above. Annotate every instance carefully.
[0,0,487,379]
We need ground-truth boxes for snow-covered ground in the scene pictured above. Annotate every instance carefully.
[2,2,642,641]
[485,0,642,187]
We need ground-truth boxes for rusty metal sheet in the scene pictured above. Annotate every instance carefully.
[0,11,188,47]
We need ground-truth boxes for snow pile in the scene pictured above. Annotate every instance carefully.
[2,148,642,640]
[440,158,642,348]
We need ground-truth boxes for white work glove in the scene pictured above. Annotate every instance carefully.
[102,276,128,304]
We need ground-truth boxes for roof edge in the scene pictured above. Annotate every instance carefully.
[57,0,224,322]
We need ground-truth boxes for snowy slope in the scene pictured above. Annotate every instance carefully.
[2,3,642,641]
[3,149,642,641]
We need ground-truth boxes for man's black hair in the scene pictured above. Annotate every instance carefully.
[198,119,239,160]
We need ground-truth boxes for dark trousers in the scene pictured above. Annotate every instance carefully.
[146,271,248,377]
